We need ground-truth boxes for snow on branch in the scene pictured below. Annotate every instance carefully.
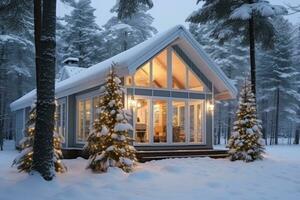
[230,2,287,20]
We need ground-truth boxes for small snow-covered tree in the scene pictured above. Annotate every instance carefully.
[12,103,67,173]
[228,80,265,162]
[85,65,136,173]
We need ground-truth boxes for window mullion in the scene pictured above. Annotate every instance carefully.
[167,47,172,89]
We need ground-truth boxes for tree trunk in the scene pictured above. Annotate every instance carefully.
[32,0,57,181]
[123,31,128,51]
[16,74,23,97]
[274,87,279,145]
[248,0,256,97]
[294,130,300,145]
[0,40,7,151]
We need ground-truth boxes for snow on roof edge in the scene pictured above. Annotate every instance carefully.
[10,25,183,111]
[10,24,237,111]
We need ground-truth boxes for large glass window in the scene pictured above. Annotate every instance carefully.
[135,98,149,143]
[153,99,167,143]
[189,100,204,143]
[134,62,150,87]
[152,50,168,88]
[77,98,91,142]
[93,96,100,120]
[188,69,204,91]
[55,102,66,142]
[128,48,206,92]
[172,101,186,143]
[172,52,187,90]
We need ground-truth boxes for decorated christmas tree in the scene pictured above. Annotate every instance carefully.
[85,65,136,173]
[12,102,67,173]
[228,80,265,162]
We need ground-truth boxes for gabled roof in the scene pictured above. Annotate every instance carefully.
[10,25,237,111]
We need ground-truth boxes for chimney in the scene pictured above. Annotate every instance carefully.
[62,57,79,67]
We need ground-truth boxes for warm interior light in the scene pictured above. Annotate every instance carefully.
[128,99,137,108]
[137,102,142,108]
[154,104,160,112]
[208,101,214,112]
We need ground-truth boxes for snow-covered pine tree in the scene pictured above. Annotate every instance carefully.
[189,22,249,143]
[257,17,300,144]
[60,0,105,68]
[114,0,153,19]
[0,0,35,141]
[102,1,157,57]
[228,80,265,162]
[85,65,136,173]
[12,103,67,173]
[186,0,287,95]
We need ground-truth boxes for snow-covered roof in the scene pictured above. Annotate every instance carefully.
[10,25,237,111]
[62,57,79,63]
[56,66,87,82]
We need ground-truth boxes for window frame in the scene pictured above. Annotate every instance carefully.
[75,90,103,144]
[125,47,208,93]
[56,98,67,145]
[126,94,207,146]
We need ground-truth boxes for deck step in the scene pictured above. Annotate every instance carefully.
[140,154,228,162]
[62,148,228,161]
[136,149,228,162]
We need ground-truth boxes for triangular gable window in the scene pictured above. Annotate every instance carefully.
[172,50,205,92]
[126,47,206,92]
[188,69,204,91]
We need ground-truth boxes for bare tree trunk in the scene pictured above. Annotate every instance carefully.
[0,39,7,151]
[248,0,256,97]
[32,0,57,181]
[294,130,300,144]
[274,87,279,145]
[123,31,128,51]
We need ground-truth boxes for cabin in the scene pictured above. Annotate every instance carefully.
[10,25,237,160]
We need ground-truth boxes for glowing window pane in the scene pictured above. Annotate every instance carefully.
[172,101,186,143]
[172,52,186,89]
[189,100,204,143]
[188,69,204,91]
[134,62,150,87]
[153,99,167,143]
[152,50,168,88]
[135,98,149,143]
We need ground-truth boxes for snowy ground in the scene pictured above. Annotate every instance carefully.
[1,140,300,200]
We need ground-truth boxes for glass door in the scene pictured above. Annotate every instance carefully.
[152,99,168,143]
[189,100,204,143]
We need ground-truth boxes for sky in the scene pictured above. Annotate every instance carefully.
[57,0,300,32]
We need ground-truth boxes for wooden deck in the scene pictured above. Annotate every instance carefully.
[62,148,228,162]
[136,149,228,162]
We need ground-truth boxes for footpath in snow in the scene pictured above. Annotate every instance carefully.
[0,140,300,200]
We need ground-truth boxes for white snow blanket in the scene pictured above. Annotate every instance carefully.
[0,141,299,200]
